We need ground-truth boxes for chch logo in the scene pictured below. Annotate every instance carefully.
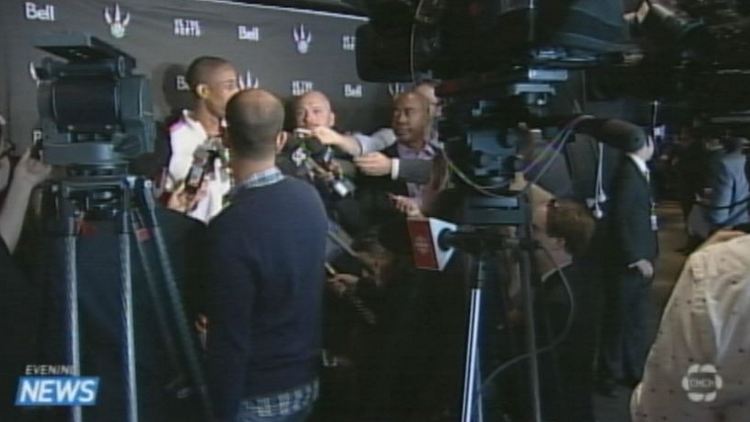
[239,71,259,89]
[682,364,723,403]
[388,83,405,97]
[104,3,130,39]
[24,2,55,21]
[293,24,312,54]
[29,62,40,87]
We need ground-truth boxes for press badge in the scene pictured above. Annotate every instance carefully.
[650,214,658,231]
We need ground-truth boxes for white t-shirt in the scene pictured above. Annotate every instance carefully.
[166,110,231,223]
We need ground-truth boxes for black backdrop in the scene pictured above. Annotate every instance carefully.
[0,0,402,149]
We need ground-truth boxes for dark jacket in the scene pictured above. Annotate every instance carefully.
[206,177,328,420]
[612,157,659,265]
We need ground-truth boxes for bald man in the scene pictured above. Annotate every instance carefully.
[206,89,328,422]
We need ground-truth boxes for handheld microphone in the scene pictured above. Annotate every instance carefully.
[407,217,457,271]
[184,147,213,195]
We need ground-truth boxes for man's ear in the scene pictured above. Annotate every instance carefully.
[195,83,210,99]
[328,112,336,128]
[275,131,288,153]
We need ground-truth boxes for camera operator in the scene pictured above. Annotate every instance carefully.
[160,56,239,223]
[632,229,750,422]
[206,89,328,422]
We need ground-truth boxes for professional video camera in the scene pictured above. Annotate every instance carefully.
[33,32,155,174]
[32,34,212,421]
[284,129,356,198]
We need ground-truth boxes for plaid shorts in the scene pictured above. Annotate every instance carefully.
[236,379,319,420]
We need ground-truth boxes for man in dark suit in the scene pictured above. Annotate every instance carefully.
[599,134,659,392]
[356,91,439,227]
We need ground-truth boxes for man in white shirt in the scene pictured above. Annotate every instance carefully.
[163,56,239,223]
[632,230,750,422]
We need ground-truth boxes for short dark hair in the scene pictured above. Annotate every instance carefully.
[546,199,596,257]
[185,56,232,94]
[225,90,285,159]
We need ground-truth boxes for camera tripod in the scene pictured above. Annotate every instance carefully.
[44,175,211,422]
[445,193,543,422]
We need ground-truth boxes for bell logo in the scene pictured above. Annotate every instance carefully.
[176,75,190,92]
[238,25,260,41]
[682,364,723,403]
[239,71,259,89]
[291,80,314,96]
[292,24,312,54]
[104,3,130,39]
[342,35,356,51]
[25,2,55,21]
[344,84,363,98]
[174,18,201,37]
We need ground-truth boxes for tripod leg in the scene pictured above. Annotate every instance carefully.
[119,212,139,422]
[130,209,185,385]
[519,249,543,422]
[63,223,83,422]
[136,178,213,421]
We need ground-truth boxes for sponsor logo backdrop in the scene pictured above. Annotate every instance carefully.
[0,0,393,148]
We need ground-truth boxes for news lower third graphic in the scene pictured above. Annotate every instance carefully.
[16,365,99,406]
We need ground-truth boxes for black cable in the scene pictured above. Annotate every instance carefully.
[481,245,576,392]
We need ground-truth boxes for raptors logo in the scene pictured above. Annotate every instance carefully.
[388,83,405,97]
[238,71,259,89]
[292,24,312,54]
[104,3,130,39]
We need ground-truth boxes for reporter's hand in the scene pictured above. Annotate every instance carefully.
[327,273,359,296]
[13,148,51,188]
[390,194,423,217]
[354,152,392,176]
[628,259,654,279]
[311,127,345,147]
[167,181,208,214]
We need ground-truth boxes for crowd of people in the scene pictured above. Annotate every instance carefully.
[1,53,750,422]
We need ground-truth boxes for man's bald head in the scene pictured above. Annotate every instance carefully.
[295,90,335,129]
[225,89,285,159]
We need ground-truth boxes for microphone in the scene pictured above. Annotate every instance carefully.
[183,147,211,195]
[407,217,457,271]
